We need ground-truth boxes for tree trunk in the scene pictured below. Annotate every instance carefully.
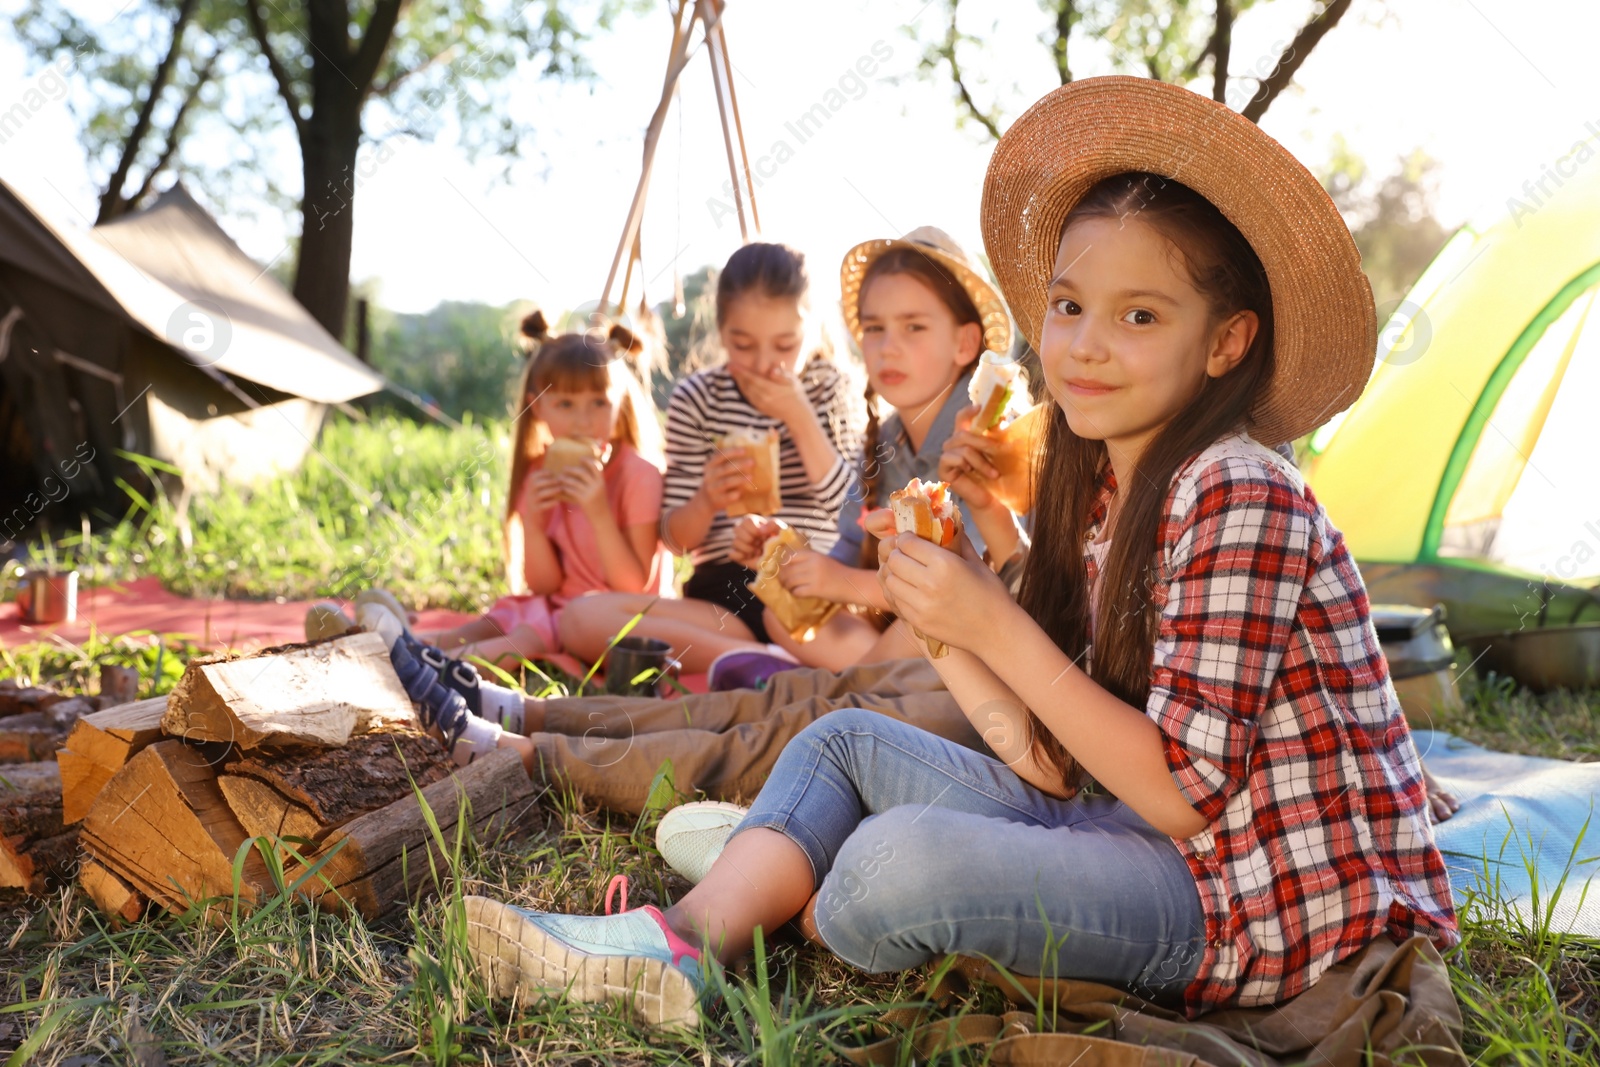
[291,91,364,341]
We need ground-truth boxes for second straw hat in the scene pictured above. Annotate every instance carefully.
[840,226,1013,357]
[980,76,1377,447]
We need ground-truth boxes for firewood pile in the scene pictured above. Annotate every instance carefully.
[1,632,536,924]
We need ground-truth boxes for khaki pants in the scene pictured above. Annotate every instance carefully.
[530,659,982,813]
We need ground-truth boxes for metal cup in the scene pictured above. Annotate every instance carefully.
[14,568,78,624]
[604,636,675,697]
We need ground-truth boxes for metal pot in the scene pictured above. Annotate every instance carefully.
[1370,603,1461,729]
[13,568,78,624]
[1459,625,1600,694]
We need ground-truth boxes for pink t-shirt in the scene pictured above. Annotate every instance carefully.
[516,442,671,604]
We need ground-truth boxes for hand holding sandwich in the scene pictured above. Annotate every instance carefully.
[880,526,1011,658]
[729,515,784,567]
[698,448,757,512]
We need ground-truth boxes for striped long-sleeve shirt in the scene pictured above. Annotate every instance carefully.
[663,358,864,567]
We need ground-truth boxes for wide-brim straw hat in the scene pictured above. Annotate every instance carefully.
[840,226,1013,356]
[980,76,1376,447]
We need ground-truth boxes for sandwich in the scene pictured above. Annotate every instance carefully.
[715,428,782,517]
[985,403,1046,514]
[888,477,963,657]
[746,527,842,642]
[968,358,1022,431]
[544,436,602,476]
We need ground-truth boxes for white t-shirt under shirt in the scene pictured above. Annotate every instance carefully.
[662,357,865,567]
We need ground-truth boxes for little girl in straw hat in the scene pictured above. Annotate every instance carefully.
[453,77,1458,1028]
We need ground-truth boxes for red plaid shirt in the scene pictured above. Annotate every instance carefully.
[1085,433,1458,1015]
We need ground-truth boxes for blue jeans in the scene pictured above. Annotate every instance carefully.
[735,708,1207,1003]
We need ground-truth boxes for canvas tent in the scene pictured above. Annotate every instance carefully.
[0,180,384,527]
[1304,143,1600,637]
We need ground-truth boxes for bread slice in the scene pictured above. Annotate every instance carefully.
[544,437,601,476]
[886,478,962,657]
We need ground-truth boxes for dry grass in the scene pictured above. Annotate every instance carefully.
[2,643,1599,1064]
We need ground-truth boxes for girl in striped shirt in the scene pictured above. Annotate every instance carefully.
[558,242,863,672]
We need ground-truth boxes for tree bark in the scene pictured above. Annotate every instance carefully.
[1050,1,1079,85]
[1210,0,1234,103]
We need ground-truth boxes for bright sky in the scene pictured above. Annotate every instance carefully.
[2,0,1597,320]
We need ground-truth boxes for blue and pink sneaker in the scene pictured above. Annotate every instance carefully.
[464,877,710,1029]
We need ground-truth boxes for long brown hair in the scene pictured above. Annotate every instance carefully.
[855,247,984,568]
[505,311,660,569]
[1015,173,1276,789]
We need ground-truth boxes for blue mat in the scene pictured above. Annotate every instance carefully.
[1412,730,1600,937]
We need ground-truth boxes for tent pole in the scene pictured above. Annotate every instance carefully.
[710,0,760,233]
[698,0,748,241]
[598,1,698,318]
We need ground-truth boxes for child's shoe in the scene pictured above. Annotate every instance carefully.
[655,801,748,884]
[464,879,708,1029]
[352,588,417,640]
[706,648,798,692]
[304,601,355,641]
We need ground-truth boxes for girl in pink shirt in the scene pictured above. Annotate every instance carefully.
[419,313,669,666]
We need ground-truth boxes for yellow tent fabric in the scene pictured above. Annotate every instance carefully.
[1306,139,1600,594]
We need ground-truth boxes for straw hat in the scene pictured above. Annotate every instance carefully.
[840,226,1013,356]
[980,76,1376,447]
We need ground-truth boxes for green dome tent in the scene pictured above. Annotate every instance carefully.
[1304,139,1600,639]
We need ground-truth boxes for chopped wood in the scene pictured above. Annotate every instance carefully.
[224,732,450,827]
[161,631,415,751]
[0,788,77,895]
[0,712,73,763]
[57,698,168,824]
[217,775,325,851]
[99,665,141,707]
[0,761,62,796]
[79,858,145,926]
[0,680,66,718]
[79,740,271,914]
[295,748,537,919]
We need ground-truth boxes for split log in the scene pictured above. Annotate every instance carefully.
[0,712,73,763]
[217,732,451,860]
[79,740,271,914]
[99,665,141,707]
[1,761,62,796]
[162,632,414,751]
[0,789,77,895]
[79,858,146,926]
[56,698,168,824]
[296,748,537,920]
[0,680,65,718]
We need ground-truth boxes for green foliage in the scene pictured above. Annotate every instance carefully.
[17,415,512,611]
[366,299,529,422]
[653,265,720,409]
[1322,140,1452,310]
[12,0,288,218]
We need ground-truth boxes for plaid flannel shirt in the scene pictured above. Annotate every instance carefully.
[1084,432,1458,1015]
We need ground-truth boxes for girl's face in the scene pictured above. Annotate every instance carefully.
[720,294,808,378]
[858,272,981,413]
[531,385,616,449]
[1038,216,1255,462]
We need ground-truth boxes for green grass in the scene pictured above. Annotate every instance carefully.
[14,415,512,613]
[4,417,1600,1062]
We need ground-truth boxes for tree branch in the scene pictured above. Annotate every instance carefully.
[1049,0,1079,85]
[943,0,1002,140]
[371,40,458,99]
[351,0,406,94]
[1241,0,1352,123]
[97,0,198,224]
[1209,0,1233,102]
[244,0,308,138]
[131,49,218,205]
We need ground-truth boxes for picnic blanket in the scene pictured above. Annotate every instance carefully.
[1413,729,1600,937]
[0,576,708,692]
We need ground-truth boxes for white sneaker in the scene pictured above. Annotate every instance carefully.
[655,801,749,884]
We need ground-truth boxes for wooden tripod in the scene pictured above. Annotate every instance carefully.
[597,0,759,320]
